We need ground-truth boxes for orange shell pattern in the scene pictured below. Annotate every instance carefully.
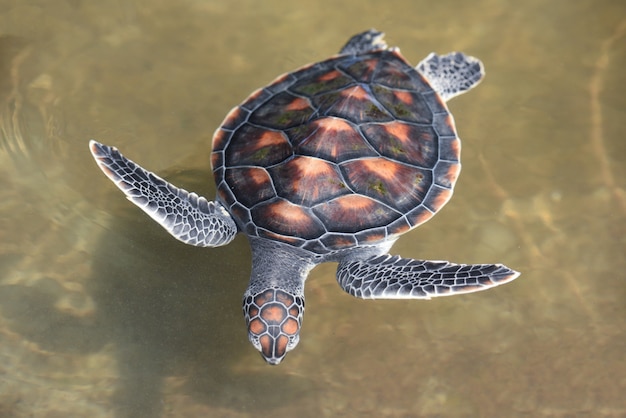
[212,49,460,254]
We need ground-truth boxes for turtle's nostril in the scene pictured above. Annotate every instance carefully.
[263,355,283,366]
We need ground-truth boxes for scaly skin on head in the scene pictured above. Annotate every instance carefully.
[243,288,304,365]
[243,237,315,365]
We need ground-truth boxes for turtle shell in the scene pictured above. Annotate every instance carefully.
[211,48,460,254]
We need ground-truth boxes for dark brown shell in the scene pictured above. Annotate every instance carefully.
[211,49,460,254]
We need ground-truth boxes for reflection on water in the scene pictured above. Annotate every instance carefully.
[1,1,625,417]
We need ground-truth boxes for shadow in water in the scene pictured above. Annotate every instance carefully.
[1,167,315,417]
[87,169,315,416]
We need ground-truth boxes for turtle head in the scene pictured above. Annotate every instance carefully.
[243,288,304,365]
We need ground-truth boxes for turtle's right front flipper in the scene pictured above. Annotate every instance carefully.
[89,140,237,247]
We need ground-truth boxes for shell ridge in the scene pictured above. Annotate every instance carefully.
[312,193,403,216]
[339,153,435,172]
[333,64,358,83]
[354,125,384,157]
[360,83,395,120]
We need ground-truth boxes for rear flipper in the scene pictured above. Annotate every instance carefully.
[337,255,520,299]
[89,140,237,247]
[417,52,485,102]
[339,29,388,55]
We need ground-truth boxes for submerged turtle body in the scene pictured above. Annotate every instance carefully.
[89,30,520,365]
[212,37,467,254]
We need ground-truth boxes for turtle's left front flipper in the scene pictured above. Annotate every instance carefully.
[89,140,237,247]
[336,255,520,299]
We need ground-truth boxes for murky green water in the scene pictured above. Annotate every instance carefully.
[1,1,625,417]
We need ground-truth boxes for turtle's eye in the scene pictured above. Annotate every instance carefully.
[243,289,304,365]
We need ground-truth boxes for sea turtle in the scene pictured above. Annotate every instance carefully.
[89,29,520,365]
